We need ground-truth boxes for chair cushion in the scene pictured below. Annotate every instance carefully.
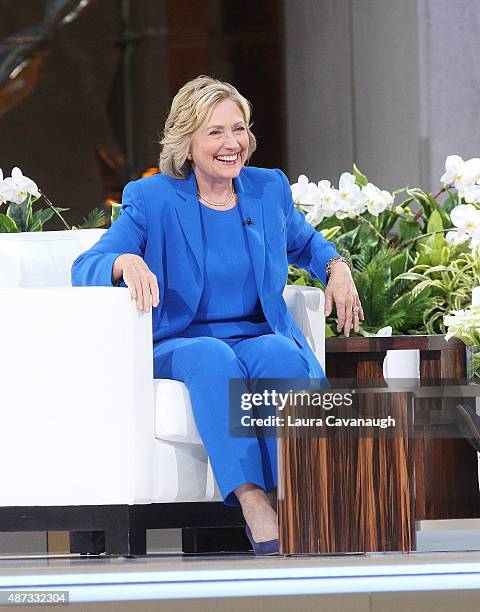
[152,383,224,501]
[151,438,216,502]
[0,229,106,287]
[283,284,325,368]
[154,379,203,445]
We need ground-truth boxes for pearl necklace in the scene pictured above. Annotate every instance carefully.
[197,187,235,207]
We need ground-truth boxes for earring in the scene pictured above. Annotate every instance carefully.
[187,153,192,160]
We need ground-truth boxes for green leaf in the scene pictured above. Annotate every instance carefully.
[427,210,443,234]
[6,197,32,232]
[29,208,56,232]
[424,265,451,273]
[28,206,70,231]
[427,245,445,264]
[78,206,106,229]
[443,190,458,214]
[398,218,421,243]
[111,202,121,223]
[396,272,427,281]
[335,226,361,252]
[428,193,451,227]
[320,226,341,241]
[389,251,407,278]
[352,163,368,187]
[392,187,407,198]
[407,188,431,213]
[0,213,19,232]
[324,323,336,338]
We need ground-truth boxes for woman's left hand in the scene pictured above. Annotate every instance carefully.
[324,261,364,337]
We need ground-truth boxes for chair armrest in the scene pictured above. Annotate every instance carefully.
[283,285,325,372]
[0,287,155,506]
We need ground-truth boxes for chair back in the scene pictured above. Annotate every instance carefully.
[0,229,105,287]
[0,228,325,367]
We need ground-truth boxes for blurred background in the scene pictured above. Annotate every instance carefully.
[0,0,479,226]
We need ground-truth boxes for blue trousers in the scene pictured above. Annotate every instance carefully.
[153,333,311,505]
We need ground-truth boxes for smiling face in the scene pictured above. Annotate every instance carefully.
[189,98,249,188]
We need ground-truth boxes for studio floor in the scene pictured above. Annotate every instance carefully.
[1,547,480,611]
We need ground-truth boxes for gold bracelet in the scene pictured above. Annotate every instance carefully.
[326,256,351,277]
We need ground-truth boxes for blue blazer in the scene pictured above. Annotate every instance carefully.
[71,167,340,378]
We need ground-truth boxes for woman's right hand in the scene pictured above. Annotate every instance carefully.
[112,254,160,313]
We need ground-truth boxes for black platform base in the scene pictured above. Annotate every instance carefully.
[0,502,247,556]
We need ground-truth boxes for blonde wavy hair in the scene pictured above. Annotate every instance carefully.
[159,75,257,179]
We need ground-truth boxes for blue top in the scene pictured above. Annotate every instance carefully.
[181,202,272,340]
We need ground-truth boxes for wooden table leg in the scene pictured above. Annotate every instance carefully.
[278,389,415,554]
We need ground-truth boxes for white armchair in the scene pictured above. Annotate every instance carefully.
[0,229,326,554]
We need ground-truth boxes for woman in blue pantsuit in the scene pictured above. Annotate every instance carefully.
[72,76,364,554]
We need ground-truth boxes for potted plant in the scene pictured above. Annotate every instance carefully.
[289,159,480,521]
[288,156,480,338]
[0,166,107,232]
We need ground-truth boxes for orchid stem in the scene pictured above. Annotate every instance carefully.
[356,215,389,243]
[39,190,71,230]
[393,228,452,253]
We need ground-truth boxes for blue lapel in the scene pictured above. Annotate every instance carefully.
[175,172,204,277]
[234,171,265,296]
[174,169,266,297]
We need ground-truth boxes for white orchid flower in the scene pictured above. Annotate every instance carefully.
[0,168,5,206]
[11,167,41,198]
[304,180,339,226]
[471,236,480,253]
[362,182,394,217]
[291,175,319,208]
[445,229,469,245]
[316,180,336,211]
[450,204,480,239]
[290,174,309,202]
[332,172,368,219]
[0,167,40,205]
[459,158,480,204]
[440,155,470,195]
[0,177,24,204]
[443,306,480,343]
[0,177,26,204]
[464,157,480,184]
[464,183,480,204]
[305,205,326,226]
[440,154,464,184]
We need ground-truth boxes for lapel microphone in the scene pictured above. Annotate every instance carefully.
[242,217,254,226]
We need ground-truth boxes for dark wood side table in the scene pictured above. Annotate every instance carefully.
[278,334,480,554]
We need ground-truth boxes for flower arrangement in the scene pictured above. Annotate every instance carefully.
[444,304,480,382]
[0,167,71,232]
[0,167,106,232]
[444,305,480,345]
[289,156,480,337]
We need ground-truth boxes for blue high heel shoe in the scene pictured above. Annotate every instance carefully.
[245,525,279,555]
